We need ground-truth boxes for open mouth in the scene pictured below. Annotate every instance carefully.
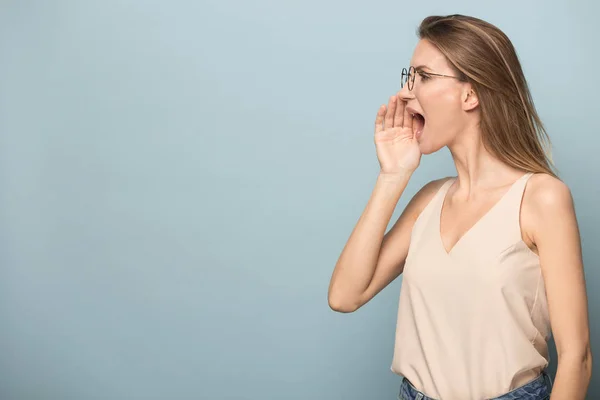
[412,113,425,138]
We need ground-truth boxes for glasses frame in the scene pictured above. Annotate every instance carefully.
[401,66,460,91]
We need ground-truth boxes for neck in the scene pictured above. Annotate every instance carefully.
[447,123,523,191]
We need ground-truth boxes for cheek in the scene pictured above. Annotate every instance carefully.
[416,88,464,151]
[419,87,463,129]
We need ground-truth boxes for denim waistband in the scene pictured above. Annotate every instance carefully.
[399,371,552,400]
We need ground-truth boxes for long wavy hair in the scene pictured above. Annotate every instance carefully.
[418,14,558,177]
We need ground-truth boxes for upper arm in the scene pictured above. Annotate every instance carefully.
[525,174,591,359]
[356,177,451,308]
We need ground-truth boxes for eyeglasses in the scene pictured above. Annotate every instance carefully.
[401,66,461,91]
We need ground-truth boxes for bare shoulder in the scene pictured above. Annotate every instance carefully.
[524,173,574,210]
[522,173,576,243]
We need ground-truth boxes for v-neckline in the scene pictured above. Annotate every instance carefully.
[438,173,531,256]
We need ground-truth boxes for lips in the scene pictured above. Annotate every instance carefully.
[406,106,425,139]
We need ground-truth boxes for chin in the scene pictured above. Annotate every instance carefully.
[417,139,442,155]
[416,129,448,155]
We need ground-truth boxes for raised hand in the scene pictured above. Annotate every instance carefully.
[374,94,422,176]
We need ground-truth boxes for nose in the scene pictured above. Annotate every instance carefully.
[399,80,414,101]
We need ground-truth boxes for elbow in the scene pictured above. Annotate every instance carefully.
[583,347,593,377]
[327,292,360,313]
[557,344,593,379]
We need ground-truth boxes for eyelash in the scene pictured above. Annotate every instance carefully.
[417,72,431,81]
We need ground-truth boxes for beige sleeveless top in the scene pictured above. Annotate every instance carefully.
[390,172,551,400]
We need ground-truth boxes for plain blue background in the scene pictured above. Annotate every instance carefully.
[1,1,598,399]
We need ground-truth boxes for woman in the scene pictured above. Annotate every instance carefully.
[327,15,592,400]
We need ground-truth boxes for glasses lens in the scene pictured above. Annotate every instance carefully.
[401,68,408,89]
[408,66,415,90]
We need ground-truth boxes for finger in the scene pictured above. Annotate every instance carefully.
[403,100,413,129]
[394,93,404,127]
[384,95,396,130]
[375,105,387,134]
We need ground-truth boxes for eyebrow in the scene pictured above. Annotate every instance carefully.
[412,65,431,72]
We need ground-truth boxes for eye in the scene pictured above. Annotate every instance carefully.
[417,71,431,81]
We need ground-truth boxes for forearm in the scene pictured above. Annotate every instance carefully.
[550,352,592,400]
[328,172,411,311]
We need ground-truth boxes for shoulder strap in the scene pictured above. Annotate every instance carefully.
[410,177,456,241]
[438,177,456,200]
[503,172,535,241]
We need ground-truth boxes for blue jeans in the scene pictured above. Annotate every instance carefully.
[398,371,552,400]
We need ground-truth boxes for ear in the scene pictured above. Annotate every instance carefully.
[461,84,479,111]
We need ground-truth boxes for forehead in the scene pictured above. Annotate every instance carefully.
[410,39,452,71]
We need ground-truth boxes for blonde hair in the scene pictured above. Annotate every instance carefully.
[418,14,558,177]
